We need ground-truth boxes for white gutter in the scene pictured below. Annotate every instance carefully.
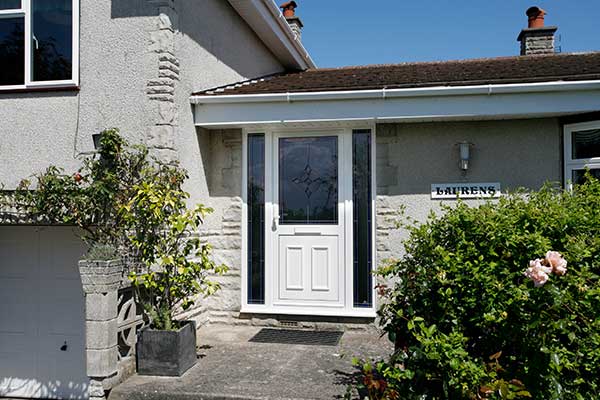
[191,79,600,105]
[226,0,316,70]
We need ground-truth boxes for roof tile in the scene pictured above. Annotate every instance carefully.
[195,52,600,96]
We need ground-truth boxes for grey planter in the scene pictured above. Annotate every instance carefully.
[136,321,197,376]
[78,259,124,294]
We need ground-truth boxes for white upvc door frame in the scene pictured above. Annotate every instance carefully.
[241,124,377,318]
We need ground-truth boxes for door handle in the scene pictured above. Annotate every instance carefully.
[272,215,280,230]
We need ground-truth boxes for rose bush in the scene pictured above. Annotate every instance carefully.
[356,176,600,399]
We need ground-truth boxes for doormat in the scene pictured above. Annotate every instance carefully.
[249,328,343,346]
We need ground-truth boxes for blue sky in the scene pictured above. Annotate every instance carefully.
[295,1,600,67]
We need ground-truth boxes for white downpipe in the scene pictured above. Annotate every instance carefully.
[190,80,600,105]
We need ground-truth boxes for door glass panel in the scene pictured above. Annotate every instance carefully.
[0,17,24,85]
[32,0,72,81]
[352,130,373,308]
[247,134,265,304]
[279,136,338,224]
[572,128,600,159]
[0,0,20,9]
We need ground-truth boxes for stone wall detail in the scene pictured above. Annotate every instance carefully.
[78,260,123,400]
[198,197,244,325]
[375,127,399,195]
[146,0,180,163]
[375,196,401,264]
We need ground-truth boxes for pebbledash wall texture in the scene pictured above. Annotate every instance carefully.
[0,0,281,328]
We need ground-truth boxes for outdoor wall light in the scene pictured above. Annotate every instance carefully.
[457,141,473,172]
[92,133,102,150]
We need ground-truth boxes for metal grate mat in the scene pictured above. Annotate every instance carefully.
[248,328,343,346]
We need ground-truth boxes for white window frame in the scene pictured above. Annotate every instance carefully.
[0,0,79,91]
[564,120,600,190]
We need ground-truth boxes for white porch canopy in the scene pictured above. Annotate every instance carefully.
[191,80,600,128]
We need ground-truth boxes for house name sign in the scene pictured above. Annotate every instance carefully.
[431,182,502,200]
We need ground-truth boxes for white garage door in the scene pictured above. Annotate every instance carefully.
[0,227,89,399]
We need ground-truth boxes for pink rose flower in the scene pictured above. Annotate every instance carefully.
[524,259,550,287]
[545,251,567,276]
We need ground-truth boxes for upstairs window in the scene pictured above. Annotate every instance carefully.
[0,0,78,89]
[564,121,600,188]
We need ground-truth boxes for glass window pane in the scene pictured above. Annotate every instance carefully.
[572,128,600,159]
[353,130,373,308]
[0,0,21,9]
[32,0,72,81]
[572,168,600,186]
[0,17,24,85]
[248,134,265,304]
[279,136,338,225]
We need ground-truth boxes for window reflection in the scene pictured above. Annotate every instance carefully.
[248,134,265,304]
[572,129,600,160]
[279,137,338,224]
[32,0,72,81]
[0,17,24,85]
[572,169,600,185]
[353,130,372,308]
[0,0,20,9]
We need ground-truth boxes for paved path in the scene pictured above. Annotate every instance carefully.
[109,325,393,400]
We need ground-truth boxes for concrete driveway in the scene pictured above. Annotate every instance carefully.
[108,325,393,400]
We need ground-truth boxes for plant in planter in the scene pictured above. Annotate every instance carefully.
[5,128,227,376]
[122,162,228,376]
[79,243,125,294]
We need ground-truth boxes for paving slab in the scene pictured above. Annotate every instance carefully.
[108,325,393,400]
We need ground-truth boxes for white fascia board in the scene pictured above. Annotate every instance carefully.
[226,0,315,70]
[193,83,600,127]
[191,80,600,104]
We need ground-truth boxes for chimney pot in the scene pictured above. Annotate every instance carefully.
[280,1,303,41]
[517,6,557,56]
[280,1,297,18]
[526,6,546,28]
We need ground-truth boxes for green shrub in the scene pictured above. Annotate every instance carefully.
[363,177,600,399]
[5,128,228,331]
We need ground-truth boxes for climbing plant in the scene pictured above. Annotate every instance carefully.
[4,128,227,330]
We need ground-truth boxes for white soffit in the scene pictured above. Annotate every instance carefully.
[227,0,315,70]
[192,80,600,127]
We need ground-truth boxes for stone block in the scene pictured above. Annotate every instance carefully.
[86,319,118,349]
[158,60,179,74]
[79,260,124,294]
[85,291,118,321]
[146,125,175,149]
[210,249,241,269]
[207,289,241,312]
[149,29,174,53]
[157,102,177,125]
[150,147,178,164]
[251,317,279,327]
[209,236,242,250]
[89,379,106,398]
[87,347,118,378]
[146,85,175,95]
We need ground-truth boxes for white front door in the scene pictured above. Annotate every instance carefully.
[271,132,350,311]
[0,227,89,399]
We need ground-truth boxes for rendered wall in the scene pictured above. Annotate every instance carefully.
[0,0,283,190]
[375,118,563,262]
[0,0,284,329]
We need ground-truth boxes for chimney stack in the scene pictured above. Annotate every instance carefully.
[280,1,303,41]
[517,6,557,55]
